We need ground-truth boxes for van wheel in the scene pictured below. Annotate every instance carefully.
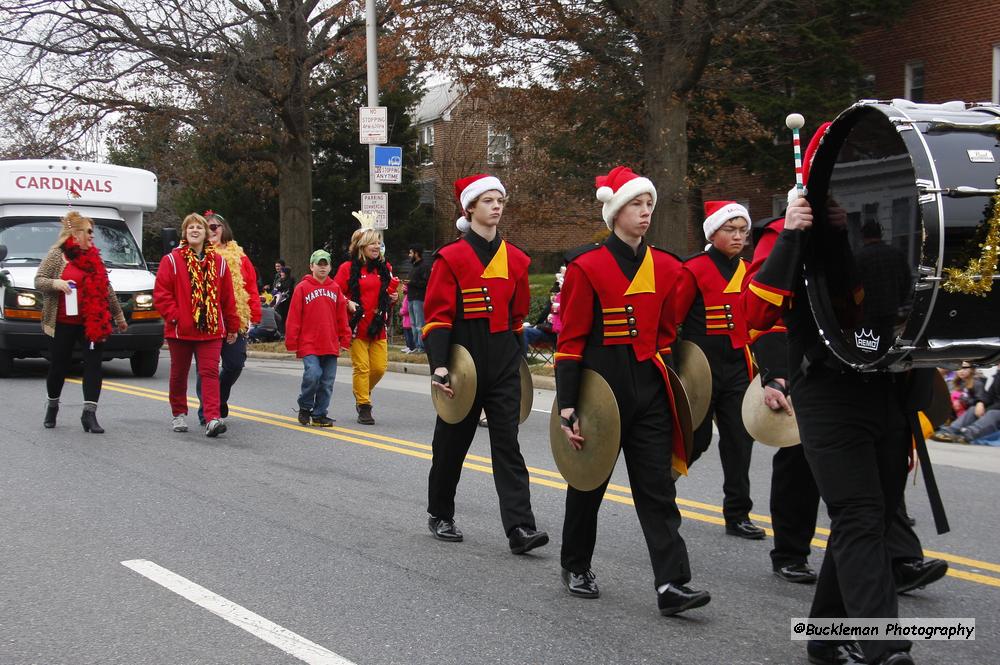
[0,350,13,377]
[130,349,159,377]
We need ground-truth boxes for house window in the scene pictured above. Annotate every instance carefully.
[417,124,434,165]
[993,45,1000,104]
[487,126,512,166]
[905,61,925,102]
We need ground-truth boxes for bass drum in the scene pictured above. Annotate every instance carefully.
[804,99,1000,371]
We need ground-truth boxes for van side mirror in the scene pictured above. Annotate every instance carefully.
[0,244,7,262]
[161,228,179,256]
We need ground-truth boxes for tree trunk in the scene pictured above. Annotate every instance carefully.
[278,132,314,279]
[644,89,691,255]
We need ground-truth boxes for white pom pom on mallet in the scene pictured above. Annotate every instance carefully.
[785,113,806,194]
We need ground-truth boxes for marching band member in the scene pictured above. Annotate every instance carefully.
[423,174,548,554]
[555,166,709,616]
[742,183,929,665]
[747,129,948,597]
[673,201,764,540]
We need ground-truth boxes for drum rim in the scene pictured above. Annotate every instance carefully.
[804,100,943,371]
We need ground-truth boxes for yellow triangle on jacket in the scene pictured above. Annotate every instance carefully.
[624,248,655,294]
[481,240,509,279]
[723,260,747,294]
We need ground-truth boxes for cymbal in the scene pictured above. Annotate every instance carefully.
[519,357,533,424]
[549,369,621,491]
[676,340,712,428]
[430,344,478,424]
[741,378,800,447]
[666,365,695,480]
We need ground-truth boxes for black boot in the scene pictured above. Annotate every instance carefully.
[81,408,105,434]
[44,400,59,428]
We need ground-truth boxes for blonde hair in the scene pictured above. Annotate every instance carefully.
[52,210,93,249]
[349,228,382,262]
[180,213,208,243]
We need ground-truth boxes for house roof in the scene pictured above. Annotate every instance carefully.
[412,81,463,125]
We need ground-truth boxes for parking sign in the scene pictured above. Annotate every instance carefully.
[373,146,403,184]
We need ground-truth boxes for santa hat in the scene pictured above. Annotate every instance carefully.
[703,201,750,241]
[594,166,656,229]
[454,174,506,232]
[787,121,832,206]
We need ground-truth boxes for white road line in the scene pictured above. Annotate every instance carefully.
[121,559,356,665]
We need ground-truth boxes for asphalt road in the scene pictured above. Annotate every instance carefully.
[1,352,997,665]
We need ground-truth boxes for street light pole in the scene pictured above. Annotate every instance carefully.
[366,0,381,196]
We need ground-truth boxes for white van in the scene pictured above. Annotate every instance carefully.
[0,159,163,377]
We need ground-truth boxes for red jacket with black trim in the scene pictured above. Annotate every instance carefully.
[554,238,687,475]
[742,218,790,383]
[421,236,530,369]
[674,250,750,350]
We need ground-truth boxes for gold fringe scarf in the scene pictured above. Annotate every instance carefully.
[183,244,220,334]
[216,241,252,332]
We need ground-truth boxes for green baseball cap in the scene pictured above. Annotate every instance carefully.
[310,249,332,265]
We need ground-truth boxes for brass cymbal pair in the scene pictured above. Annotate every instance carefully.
[548,341,712,491]
[430,345,533,425]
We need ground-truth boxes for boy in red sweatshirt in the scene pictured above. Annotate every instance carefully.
[285,250,353,426]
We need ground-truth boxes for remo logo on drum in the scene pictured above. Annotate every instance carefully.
[855,329,880,352]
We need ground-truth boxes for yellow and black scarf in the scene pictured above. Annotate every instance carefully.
[183,244,220,334]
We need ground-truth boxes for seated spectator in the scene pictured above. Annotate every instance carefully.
[933,362,1000,444]
[248,305,282,343]
[521,286,558,357]
[948,362,985,418]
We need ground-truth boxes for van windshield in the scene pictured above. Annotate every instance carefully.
[0,217,146,269]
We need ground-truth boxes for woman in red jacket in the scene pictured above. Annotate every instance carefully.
[193,211,262,427]
[334,227,398,425]
[154,213,240,437]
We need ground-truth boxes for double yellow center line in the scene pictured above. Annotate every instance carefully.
[77,377,1000,590]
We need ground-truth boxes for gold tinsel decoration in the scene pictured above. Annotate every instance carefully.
[941,191,1000,297]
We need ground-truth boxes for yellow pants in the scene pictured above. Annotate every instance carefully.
[350,337,387,406]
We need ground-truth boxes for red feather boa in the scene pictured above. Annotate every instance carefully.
[63,236,113,343]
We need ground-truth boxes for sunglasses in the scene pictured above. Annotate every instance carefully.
[208,224,222,232]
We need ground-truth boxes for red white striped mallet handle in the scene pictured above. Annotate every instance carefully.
[785,113,805,195]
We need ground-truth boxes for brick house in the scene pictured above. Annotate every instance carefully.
[412,82,609,270]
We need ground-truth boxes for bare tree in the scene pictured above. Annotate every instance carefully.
[428,0,778,250]
[0,0,422,273]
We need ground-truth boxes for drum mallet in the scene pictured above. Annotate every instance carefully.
[785,113,806,196]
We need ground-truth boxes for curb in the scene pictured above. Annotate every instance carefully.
[246,350,556,390]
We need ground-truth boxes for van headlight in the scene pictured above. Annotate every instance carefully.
[134,292,154,310]
[16,291,38,308]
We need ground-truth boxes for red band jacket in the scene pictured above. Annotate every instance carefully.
[421,233,530,371]
[554,236,688,476]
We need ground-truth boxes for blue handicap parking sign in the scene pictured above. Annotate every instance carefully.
[374,146,403,167]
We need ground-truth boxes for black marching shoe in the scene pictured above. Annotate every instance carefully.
[44,402,58,428]
[508,526,549,554]
[357,404,375,425]
[726,518,766,540]
[773,562,818,584]
[806,640,866,665]
[871,651,915,665]
[894,558,948,594]
[428,516,463,542]
[657,583,711,616]
[561,568,599,598]
[297,409,311,425]
[81,410,104,434]
[311,415,335,427]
